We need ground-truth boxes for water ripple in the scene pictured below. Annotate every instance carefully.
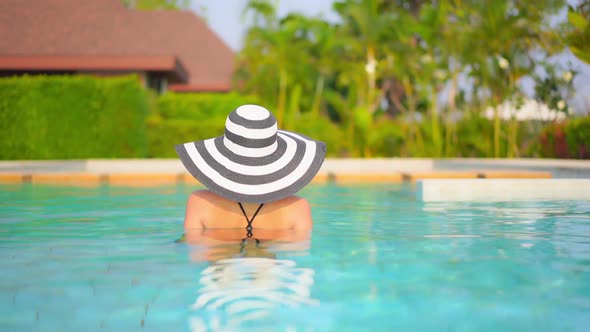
[1,184,590,331]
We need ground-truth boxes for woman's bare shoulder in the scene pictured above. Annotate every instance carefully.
[189,189,218,200]
[274,195,306,205]
[188,190,230,207]
[275,196,312,230]
[184,190,222,229]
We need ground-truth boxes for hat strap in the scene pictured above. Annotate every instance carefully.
[238,202,264,238]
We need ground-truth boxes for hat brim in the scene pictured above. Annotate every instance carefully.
[175,130,326,204]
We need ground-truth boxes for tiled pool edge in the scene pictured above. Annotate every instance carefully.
[2,158,589,187]
[2,158,589,173]
[418,179,590,201]
[0,171,553,187]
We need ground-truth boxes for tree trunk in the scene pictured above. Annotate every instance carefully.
[508,119,519,157]
[445,71,459,157]
[494,104,501,158]
[311,75,325,118]
[366,45,376,112]
[430,86,442,157]
[402,78,424,156]
[277,68,288,126]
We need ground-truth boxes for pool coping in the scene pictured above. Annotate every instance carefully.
[1,158,588,187]
[418,179,590,201]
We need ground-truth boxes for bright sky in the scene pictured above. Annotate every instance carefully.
[191,0,338,50]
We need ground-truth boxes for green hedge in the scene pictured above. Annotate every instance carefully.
[2,74,587,160]
[148,94,348,158]
[565,116,590,158]
[147,92,259,157]
[291,113,344,157]
[157,92,258,121]
[0,75,148,159]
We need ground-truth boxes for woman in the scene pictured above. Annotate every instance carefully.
[175,104,326,237]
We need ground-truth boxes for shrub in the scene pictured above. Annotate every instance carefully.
[565,116,590,159]
[0,75,148,159]
[146,118,208,158]
[535,116,590,159]
[290,113,345,157]
[453,116,495,157]
[367,119,405,157]
[147,92,259,157]
[157,92,259,121]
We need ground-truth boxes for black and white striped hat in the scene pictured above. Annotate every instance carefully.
[175,104,326,203]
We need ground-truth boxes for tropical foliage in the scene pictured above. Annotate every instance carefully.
[235,0,585,158]
[566,1,590,64]
[537,116,590,158]
[0,74,586,160]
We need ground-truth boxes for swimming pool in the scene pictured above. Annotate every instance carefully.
[1,183,589,331]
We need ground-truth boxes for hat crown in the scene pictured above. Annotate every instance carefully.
[236,104,271,121]
[223,105,278,157]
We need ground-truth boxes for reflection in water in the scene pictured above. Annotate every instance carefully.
[182,229,318,331]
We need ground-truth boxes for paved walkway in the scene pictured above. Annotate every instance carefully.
[1,158,588,186]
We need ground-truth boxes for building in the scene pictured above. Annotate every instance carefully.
[0,0,234,93]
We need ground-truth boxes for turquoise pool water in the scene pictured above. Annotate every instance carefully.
[1,183,589,331]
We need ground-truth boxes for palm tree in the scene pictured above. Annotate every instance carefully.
[333,0,390,112]
[378,7,427,155]
[307,19,342,118]
[462,0,563,157]
[239,0,310,127]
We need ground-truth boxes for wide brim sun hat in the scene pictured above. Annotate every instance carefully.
[175,104,326,204]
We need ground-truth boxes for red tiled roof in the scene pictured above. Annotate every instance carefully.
[0,0,234,91]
